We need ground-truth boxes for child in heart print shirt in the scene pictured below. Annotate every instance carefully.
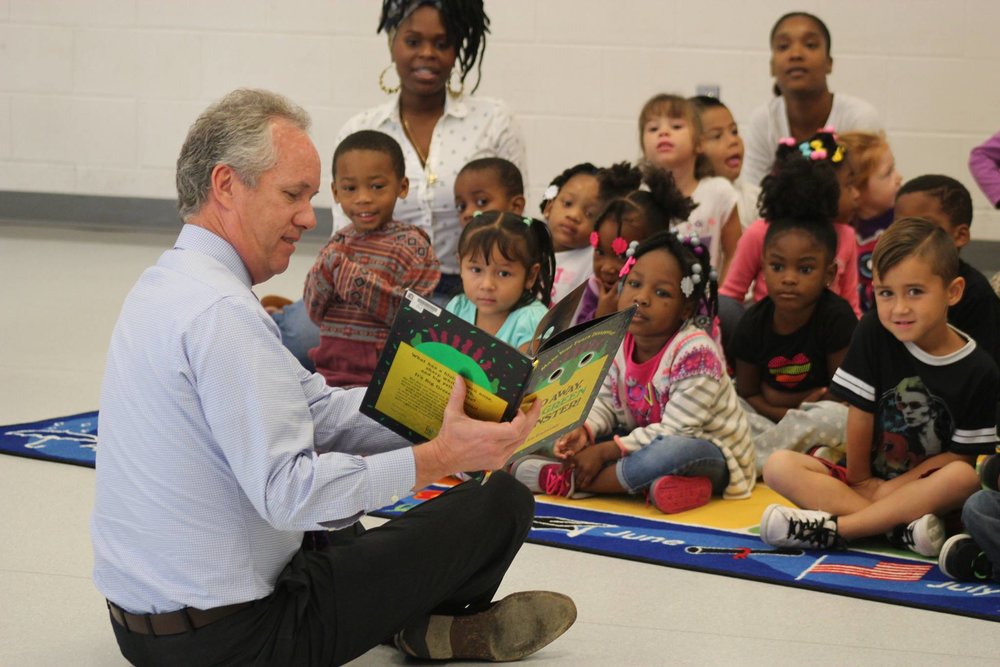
[729,150,858,474]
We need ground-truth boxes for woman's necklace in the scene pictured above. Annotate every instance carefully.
[401,117,437,185]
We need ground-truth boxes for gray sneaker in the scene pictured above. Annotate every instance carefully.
[393,591,577,661]
[887,513,945,557]
[760,504,843,550]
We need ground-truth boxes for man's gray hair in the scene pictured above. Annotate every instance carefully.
[175,89,311,221]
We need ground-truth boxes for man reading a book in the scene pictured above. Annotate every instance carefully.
[90,88,576,666]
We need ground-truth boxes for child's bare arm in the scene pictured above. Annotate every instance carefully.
[844,405,875,485]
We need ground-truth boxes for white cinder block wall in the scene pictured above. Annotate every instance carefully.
[1,0,998,236]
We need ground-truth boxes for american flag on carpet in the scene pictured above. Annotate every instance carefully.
[804,556,933,582]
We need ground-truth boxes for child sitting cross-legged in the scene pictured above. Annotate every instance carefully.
[731,149,858,473]
[511,231,756,513]
[760,218,1000,557]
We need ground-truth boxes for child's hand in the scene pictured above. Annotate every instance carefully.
[569,440,619,488]
[554,427,589,458]
[594,281,620,319]
[803,386,829,404]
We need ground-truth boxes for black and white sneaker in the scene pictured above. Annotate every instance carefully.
[886,513,945,557]
[939,534,995,581]
[760,504,844,550]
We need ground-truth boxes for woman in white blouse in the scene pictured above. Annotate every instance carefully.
[742,11,881,187]
[274,0,527,368]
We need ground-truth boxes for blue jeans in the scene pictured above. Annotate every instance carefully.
[272,299,320,372]
[962,489,1000,582]
[616,435,729,495]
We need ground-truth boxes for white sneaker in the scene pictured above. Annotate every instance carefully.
[509,455,560,494]
[760,504,843,549]
[887,513,945,557]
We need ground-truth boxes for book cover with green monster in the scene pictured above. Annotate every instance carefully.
[361,284,634,460]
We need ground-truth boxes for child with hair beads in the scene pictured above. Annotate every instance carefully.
[691,95,761,228]
[894,175,1000,369]
[447,210,555,351]
[640,94,742,281]
[720,131,861,320]
[453,157,526,227]
[761,218,1000,557]
[730,152,858,472]
[305,130,440,387]
[841,131,902,312]
[511,231,755,512]
[577,163,695,325]
[539,163,602,303]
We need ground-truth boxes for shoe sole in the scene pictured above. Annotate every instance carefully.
[938,533,973,580]
[449,591,577,661]
[912,514,946,558]
[651,476,711,514]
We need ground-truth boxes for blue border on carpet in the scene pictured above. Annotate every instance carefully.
[5,413,999,622]
[0,411,98,467]
[375,485,1000,623]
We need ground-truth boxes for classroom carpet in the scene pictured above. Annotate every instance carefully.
[4,411,998,622]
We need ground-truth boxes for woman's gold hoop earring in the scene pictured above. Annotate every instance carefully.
[447,71,464,99]
[379,65,400,95]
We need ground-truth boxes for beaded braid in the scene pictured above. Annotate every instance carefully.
[378,0,490,94]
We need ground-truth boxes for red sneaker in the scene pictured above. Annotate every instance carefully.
[649,476,712,514]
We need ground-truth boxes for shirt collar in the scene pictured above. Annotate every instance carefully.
[174,224,253,288]
[375,93,470,125]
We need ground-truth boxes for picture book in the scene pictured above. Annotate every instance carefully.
[360,283,635,460]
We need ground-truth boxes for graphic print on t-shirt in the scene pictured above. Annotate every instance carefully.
[768,353,812,388]
[873,376,953,478]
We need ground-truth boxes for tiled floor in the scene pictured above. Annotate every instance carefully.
[2,223,999,666]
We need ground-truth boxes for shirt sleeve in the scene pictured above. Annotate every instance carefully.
[619,346,728,452]
[729,299,765,363]
[586,353,625,437]
[489,99,529,188]
[332,229,442,326]
[969,131,1000,207]
[835,223,862,316]
[950,358,1000,455]
[719,219,765,299]
[742,103,775,187]
[303,238,346,326]
[186,298,414,531]
[830,310,879,412]
[819,292,858,353]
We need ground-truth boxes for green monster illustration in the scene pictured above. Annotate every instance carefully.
[530,350,602,392]
[410,333,500,393]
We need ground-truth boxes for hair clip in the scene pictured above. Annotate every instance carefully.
[691,263,702,274]
[472,210,483,217]
[589,231,600,248]
[618,256,636,278]
[523,217,532,226]
[832,145,845,163]
[778,137,796,147]
[625,240,639,257]
[543,184,559,201]
[680,276,695,298]
[611,237,629,256]
[810,149,828,161]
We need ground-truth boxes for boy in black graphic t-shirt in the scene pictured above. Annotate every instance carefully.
[759,218,999,558]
